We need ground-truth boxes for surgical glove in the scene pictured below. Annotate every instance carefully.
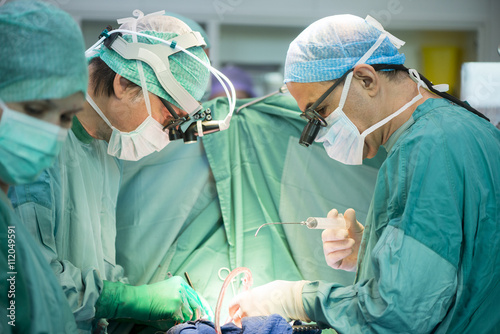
[322,208,364,272]
[95,276,206,330]
[199,293,215,322]
[228,280,310,326]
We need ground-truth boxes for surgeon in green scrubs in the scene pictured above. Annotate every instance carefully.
[8,10,212,333]
[0,1,88,332]
[229,14,500,333]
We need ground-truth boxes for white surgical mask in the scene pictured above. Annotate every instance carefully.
[314,17,425,165]
[86,94,170,161]
[86,12,172,161]
[0,99,68,184]
[315,70,424,165]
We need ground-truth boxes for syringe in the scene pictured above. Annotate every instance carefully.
[255,215,346,237]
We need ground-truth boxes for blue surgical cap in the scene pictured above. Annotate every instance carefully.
[284,14,406,83]
[0,0,88,103]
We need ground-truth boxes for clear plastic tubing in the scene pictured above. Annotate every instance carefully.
[214,267,253,334]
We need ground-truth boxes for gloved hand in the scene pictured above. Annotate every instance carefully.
[95,276,210,330]
[322,208,364,272]
[228,280,311,327]
[198,293,215,322]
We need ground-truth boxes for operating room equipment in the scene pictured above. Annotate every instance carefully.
[218,267,237,297]
[236,84,289,113]
[255,215,346,237]
[461,62,500,126]
[316,68,429,165]
[215,267,253,334]
[162,98,221,143]
[291,322,321,333]
[184,271,204,320]
[85,12,236,144]
[298,63,489,148]
[298,69,352,147]
[184,271,195,289]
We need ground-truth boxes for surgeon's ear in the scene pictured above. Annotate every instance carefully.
[353,64,379,97]
[112,74,131,100]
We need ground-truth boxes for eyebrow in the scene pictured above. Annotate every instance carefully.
[43,99,57,108]
[44,100,84,113]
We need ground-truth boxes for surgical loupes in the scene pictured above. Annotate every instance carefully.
[255,215,346,237]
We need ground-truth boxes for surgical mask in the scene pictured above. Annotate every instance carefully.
[0,99,68,185]
[85,10,236,146]
[86,94,170,161]
[86,12,180,161]
[312,18,423,165]
[315,69,424,165]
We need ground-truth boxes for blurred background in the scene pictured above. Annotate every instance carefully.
[60,0,500,124]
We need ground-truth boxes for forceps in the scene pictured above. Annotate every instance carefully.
[218,267,237,296]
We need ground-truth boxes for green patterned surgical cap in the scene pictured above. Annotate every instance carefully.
[97,19,210,109]
[0,0,88,103]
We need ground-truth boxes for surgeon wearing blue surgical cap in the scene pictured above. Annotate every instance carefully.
[229,14,500,333]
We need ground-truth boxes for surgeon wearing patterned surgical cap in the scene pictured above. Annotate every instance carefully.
[229,14,500,334]
[0,0,87,332]
[8,10,213,333]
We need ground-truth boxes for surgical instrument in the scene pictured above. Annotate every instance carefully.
[184,271,194,289]
[255,215,346,237]
[236,84,289,113]
[215,267,253,334]
[218,267,237,297]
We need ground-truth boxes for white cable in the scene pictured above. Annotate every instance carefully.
[85,36,106,58]
[120,11,154,117]
[112,29,237,115]
[84,28,237,132]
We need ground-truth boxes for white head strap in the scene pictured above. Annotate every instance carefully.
[84,10,237,141]
[108,29,206,115]
[116,10,154,116]
[365,16,405,50]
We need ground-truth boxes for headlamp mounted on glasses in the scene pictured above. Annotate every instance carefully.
[87,19,236,145]
[298,64,489,147]
[299,69,352,147]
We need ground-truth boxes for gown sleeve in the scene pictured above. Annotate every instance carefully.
[302,125,463,333]
[9,169,104,325]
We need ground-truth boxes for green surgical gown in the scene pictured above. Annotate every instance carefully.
[302,98,500,333]
[115,94,385,321]
[0,190,78,333]
[8,118,126,332]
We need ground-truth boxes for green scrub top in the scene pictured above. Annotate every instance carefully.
[302,98,500,333]
[202,95,385,288]
[0,190,78,333]
[8,118,125,332]
[115,93,385,326]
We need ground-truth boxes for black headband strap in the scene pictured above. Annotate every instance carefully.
[369,64,489,122]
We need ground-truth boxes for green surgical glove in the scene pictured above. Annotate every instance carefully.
[95,276,210,330]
